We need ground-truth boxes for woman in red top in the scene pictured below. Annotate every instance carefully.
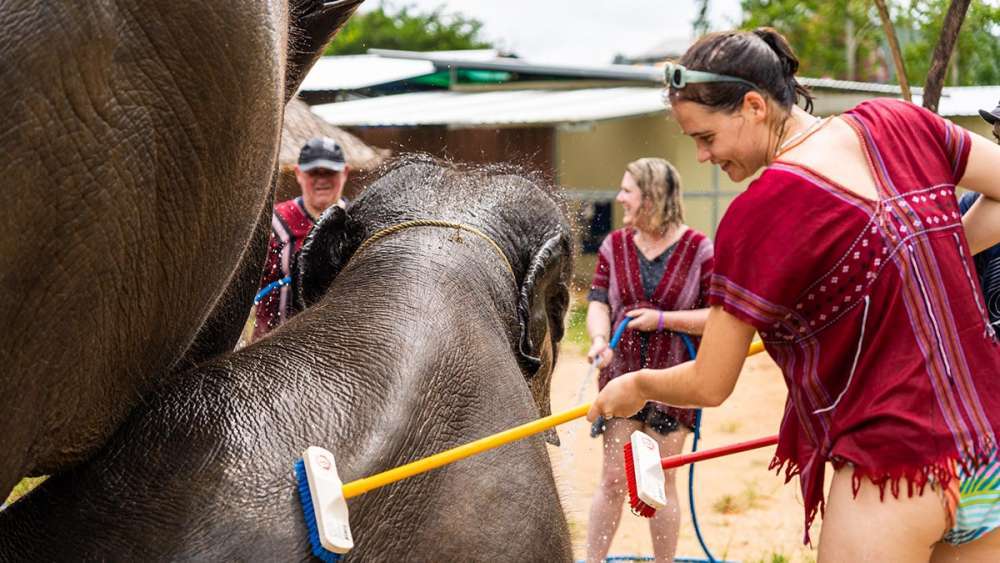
[584,158,713,563]
[589,28,1000,560]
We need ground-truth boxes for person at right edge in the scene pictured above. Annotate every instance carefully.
[587,28,1000,560]
[958,98,1000,329]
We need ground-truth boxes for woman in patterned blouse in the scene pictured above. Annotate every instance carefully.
[590,28,1000,560]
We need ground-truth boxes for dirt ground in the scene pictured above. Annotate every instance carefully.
[546,343,822,563]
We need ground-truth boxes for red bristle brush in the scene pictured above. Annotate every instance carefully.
[625,434,779,518]
[623,339,770,517]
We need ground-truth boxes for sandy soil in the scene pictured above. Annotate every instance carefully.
[547,344,822,563]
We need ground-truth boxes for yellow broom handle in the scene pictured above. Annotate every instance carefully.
[341,338,767,499]
[342,402,589,498]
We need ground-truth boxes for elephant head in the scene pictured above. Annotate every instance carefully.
[0,156,576,561]
[0,0,363,500]
[297,156,574,422]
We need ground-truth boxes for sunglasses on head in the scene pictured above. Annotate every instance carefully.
[663,62,757,90]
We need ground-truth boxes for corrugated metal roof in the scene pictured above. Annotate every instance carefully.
[367,48,502,62]
[308,80,1000,128]
[299,51,1000,109]
[310,87,666,127]
[798,77,912,94]
[367,49,663,82]
[297,55,435,92]
[299,51,937,95]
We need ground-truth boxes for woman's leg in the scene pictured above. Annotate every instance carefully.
[586,417,644,563]
[647,427,689,563]
[817,464,947,562]
[931,526,1000,562]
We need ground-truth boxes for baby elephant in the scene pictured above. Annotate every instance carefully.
[0,157,574,561]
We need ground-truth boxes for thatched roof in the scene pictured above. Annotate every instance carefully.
[280,98,389,170]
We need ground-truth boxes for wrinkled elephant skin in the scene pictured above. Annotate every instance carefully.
[0,1,362,500]
[0,159,575,560]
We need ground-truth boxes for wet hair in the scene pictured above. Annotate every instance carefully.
[668,27,814,114]
[625,157,683,232]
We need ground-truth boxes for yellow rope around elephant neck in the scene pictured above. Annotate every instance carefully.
[351,219,516,279]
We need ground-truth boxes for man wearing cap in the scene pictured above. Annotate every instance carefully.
[253,137,350,340]
[958,99,1000,329]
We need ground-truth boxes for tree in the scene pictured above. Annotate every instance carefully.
[874,0,911,101]
[739,0,885,81]
[325,2,493,55]
[921,0,971,112]
[739,0,1000,86]
[896,0,1000,92]
[693,0,712,37]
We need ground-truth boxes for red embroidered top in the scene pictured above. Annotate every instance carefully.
[254,197,316,339]
[709,98,1000,543]
[591,228,714,428]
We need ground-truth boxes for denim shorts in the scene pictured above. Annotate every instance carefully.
[590,403,687,438]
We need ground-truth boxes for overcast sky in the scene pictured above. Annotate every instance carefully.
[362,1,746,65]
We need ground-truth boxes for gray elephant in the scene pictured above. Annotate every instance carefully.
[0,0,363,500]
[0,158,575,561]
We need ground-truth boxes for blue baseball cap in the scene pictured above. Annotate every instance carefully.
[298,137,346,172]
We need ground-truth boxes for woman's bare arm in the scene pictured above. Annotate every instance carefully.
[587,306,756,420]
[624,307,710,334]
[661,307,711,335]
[586,300,612,342]
[586,300,614,366]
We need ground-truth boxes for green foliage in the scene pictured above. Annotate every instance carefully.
[565,299,590,351]
[739,0,1000,86]
[895,0,1000,86]
[326,1,492,55]
[739,1,882,81]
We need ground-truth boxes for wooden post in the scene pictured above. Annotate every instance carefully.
[923,0,971,113]
[873,0,911,102]
[845,17,857,81]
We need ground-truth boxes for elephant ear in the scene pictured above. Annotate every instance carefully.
[295,206,361,310]
[516,231,571,377]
